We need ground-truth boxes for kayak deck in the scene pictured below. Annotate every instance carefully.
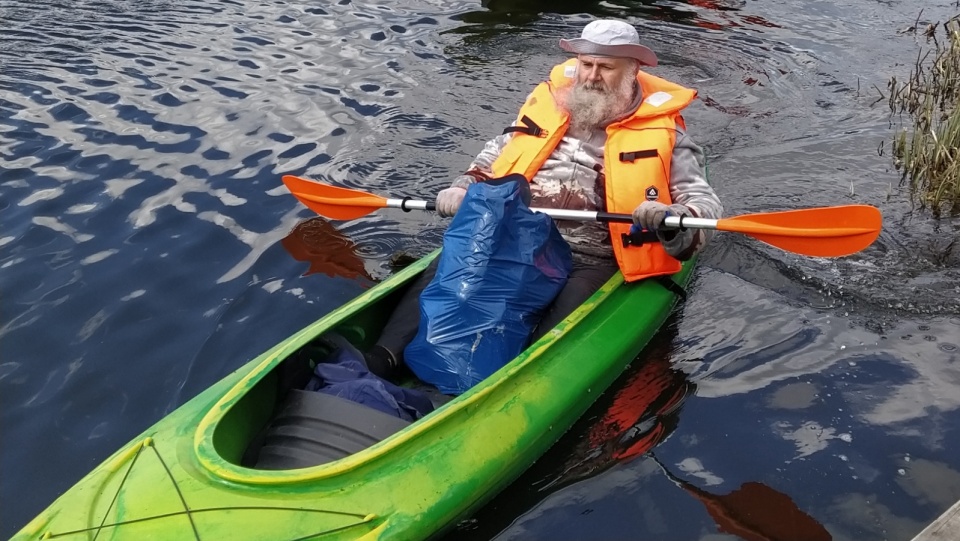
[14,250,695,541]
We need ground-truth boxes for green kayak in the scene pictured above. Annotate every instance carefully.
[13,250,694,541]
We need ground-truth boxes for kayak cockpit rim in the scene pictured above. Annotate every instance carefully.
[193,252,634,484]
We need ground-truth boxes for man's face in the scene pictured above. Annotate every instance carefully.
[560,54,640,134]
[576,55,637,93]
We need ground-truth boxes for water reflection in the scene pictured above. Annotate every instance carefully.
[281,217,374,281]
[453,0,780,33]
[460,326,831,540]
[545,355,694,486]
[654,456,832,541]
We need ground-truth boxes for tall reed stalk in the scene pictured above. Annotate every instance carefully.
[889,16,960,215]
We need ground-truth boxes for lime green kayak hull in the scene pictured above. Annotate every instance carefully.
[14,252,694,541]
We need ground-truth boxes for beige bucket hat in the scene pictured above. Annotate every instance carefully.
[559,19,658,67]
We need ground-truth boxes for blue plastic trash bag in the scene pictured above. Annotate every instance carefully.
[404,175,572,395]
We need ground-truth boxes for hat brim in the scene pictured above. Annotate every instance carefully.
[559,38,658,67]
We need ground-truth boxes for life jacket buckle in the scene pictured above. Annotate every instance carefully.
[619,149,659,162]
[621,229,659,248]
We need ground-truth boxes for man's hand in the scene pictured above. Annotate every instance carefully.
[632,201,689,231]
[436,186,467,217]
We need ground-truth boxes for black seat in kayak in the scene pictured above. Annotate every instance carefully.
[254,389,411,470]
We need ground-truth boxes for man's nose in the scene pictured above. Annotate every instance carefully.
[585,66,601,81]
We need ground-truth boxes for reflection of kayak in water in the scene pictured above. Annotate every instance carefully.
[453,343,830,541]
[538,353,696,492]
[13,247,696,541]
[591,356,693,463]
[540,346,831,541]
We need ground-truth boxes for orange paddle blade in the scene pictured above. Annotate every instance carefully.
[717,205,882,257]
[282,175,387,220]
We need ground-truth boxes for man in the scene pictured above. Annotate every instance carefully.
[366,19,722,378]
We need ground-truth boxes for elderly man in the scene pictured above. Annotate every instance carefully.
[366,19,723,378]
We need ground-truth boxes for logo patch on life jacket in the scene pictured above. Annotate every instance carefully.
[644,91,673,107]
[645,186,659,201]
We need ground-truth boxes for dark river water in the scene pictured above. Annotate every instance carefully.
[3,0,960,539]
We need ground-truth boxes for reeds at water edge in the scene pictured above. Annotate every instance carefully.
[889,16,960,216]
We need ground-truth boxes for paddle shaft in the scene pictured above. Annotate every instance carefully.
[384,198,697,228]
[282,175,882,257]
[386,198,875,238]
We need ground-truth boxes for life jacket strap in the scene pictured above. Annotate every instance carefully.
[620,229,660,248]
[655,276,687,301]
[502,115,546,137]
[619,149,659,162]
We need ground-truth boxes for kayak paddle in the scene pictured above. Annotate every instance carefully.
[281,175,882,258]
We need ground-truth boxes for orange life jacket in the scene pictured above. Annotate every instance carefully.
[490,59,697,282]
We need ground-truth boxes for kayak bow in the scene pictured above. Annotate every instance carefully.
[14,250,696,541]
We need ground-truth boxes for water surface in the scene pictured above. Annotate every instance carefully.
[2,0,959,539]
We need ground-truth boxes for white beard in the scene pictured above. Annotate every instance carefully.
[558,73,637,139]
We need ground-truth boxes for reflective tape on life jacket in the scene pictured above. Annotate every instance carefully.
[490,59,697,282]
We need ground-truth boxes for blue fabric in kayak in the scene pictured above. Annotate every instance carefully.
[403,175,572,395]
[306,334,434,421]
